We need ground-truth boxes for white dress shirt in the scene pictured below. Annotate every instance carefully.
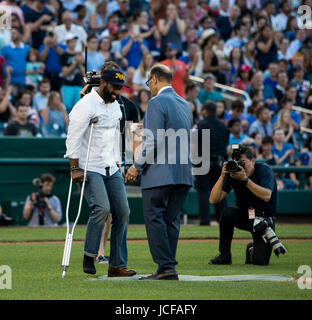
[54,24,87,53]
[64,88,122,176]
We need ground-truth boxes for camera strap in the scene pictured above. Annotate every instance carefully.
[117,95,126,166]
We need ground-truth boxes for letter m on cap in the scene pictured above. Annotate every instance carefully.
[115,73,125,81]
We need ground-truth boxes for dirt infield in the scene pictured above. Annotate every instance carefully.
[1,238,311,245]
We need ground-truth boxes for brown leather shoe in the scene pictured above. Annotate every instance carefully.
[108,267,137,277]
[139,269,178,280]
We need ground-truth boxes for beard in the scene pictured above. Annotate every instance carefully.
[103,86,117,103]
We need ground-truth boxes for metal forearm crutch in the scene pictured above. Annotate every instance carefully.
[62,117,98,278]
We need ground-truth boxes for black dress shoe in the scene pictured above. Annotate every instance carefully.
[83,255,96,274]
[209,253,232,265]
[139,269,179,280]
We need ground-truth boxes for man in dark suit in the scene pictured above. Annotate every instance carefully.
[126,64,193,280]
[194,101,229,225]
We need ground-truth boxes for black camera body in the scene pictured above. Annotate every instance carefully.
[32,178,52,208]
[226,144,245,173]
[83,70,101,95]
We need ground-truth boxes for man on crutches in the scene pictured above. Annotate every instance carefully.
[64,61,136,277]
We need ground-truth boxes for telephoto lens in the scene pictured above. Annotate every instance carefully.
[226,160,241,173]
[263,227,287,256]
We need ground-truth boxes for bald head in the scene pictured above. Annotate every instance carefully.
[150,64,173,84]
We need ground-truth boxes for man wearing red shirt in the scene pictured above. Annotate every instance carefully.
[160,43,188,98]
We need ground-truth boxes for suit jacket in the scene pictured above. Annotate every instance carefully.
[134,87,193,189]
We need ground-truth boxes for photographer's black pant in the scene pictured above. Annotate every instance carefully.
[195,162,227,225]
[219,205,274,265]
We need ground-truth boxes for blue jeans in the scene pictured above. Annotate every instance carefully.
[83,170,130,268]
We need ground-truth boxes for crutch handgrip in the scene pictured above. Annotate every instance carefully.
[90,117,98,124]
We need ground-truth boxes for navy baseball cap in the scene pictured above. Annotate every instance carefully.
[100,69,129,87]
[166,42,178,51]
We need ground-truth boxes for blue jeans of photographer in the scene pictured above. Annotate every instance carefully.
[83,170,130,268]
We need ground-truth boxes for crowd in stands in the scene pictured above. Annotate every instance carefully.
[0,0,312,190]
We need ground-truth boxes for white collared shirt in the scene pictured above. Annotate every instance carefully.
[10,41,24,49]
[54,24,87,52]
[157,86,172,96]
[64,88,122,176]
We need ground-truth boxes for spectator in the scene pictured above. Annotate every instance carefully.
[273,70,288,103]
[11,13,31,45]
[233,64,252,93]
[32,78,51,114]
[136,88,150,121]
[277,37,291,60]
[243,39,256,70]
[272,127,295,166]
[98,37,115,63]
[133,52,154,92]
[120,23,149,69]
[22,173,62,226]
[24,0,56,49]
[246,98,264,128]
[264,62,278,90]
[187,99,199,125]
[84,35,104,73]
[25,49,45,88]
[286,29,307,60]
[228,118,248,146]
[179,0,206,29]
[1,27,30,87]
[258,135,279,165]
[157,3,185,58]
[255,24,278,71]
[228,99,249,132]
[185,81,201,115]
[227,47,244,85]
[54,11,87,52]
[274,109,294,144]
[0,86,16,133]
[99,13,120,40]
[271,0,292,31]
[73,4,88,30]
[0,54,11,88]
[261,0,276,25]
[248,71,277,112]
[272,98,300,132]
[4,105,37,137]
[297,135,312,167]
[249,106,273,137]
[249,131,262,157]
[120,66,136,100]
[216,99,229,124]
[284,83,298,107]
[85,0,98,17]
[216,5,241,41]
[291,65,310,107]
[115,0,132,26]
[59,34,84,112]
[39,31,66,91]
[136,10,159,53]
[41,91,69,137]
[160,43,188,98]
[224,22,248,53]
[197,28,229,82]
[179,43,201,76]
[18,89,40,128]
[89,1,108,34]
[198,73,223,103]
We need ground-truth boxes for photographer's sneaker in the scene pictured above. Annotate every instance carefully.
[97,255,109,264]
[245,242,254,264]
[209,253,232,265]
[83,255,96,274]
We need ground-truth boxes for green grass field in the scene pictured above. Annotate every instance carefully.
[0,225,312,300]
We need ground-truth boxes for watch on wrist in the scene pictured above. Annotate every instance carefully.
[243,177,249,186]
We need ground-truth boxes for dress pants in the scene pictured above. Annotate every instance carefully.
[142,184,190,272]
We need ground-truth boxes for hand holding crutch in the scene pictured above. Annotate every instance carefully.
[61,117,98,278]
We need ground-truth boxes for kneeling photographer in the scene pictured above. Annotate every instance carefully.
[23,173,62,226]
[209,145,286,266]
